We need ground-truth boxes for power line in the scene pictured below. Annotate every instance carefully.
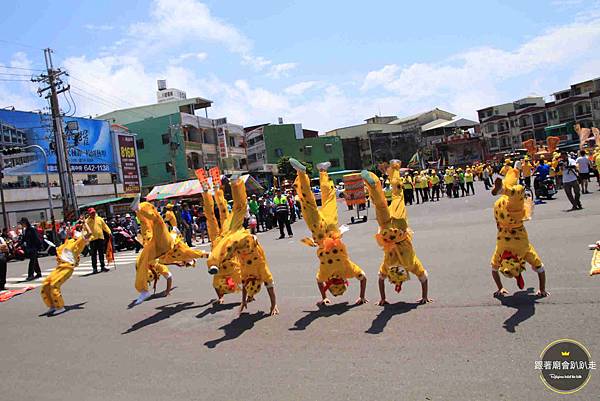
[0,64,45,72]
[0,71,35,77]
[0,38,42,50]
[0,78,34,82]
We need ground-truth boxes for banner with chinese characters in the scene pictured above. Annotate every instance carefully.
[343,173,366,206]
[217,126,228,159]
[0,109,116,175]
[118,134,141,194]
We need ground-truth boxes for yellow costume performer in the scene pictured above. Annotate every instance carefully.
[41,226,91,315]
[199,179,243,301]
[289,158,367,306]
[133,201,208,305]
[164,203,178,232]
[362,161,431,305]
[204,177,278,314]
[490,168,547,297]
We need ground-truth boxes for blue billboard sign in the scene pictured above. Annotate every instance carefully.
[0,110,116,175]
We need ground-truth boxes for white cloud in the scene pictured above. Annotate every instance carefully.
[266,62,297,79]
[284,81,319,96]
[360,16,600,119]
[84,24,114,31]
[171,52,208,65]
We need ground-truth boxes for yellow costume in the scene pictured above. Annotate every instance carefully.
[362,162,427,292]
[499,159,512,176]
[164,205,178,230]
[205,178,274,298]
[201,184,242,295]
[41,232,89,313]
[293,163,365,298]
[134,202,208,300]
[490,168,542,286]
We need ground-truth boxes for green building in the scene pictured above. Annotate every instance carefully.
[263,124,345,175]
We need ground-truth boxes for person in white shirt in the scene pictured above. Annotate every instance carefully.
[561,151,582,211]
[576,149,592,194]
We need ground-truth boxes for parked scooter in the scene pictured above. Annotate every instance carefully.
[112,226,136,251]
[38,234,57,257]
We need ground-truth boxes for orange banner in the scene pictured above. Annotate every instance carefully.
[209,167,221,187]
[343,173,366,206]
[195,169,209,187]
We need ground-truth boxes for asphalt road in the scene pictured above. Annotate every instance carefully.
[1,181,599,401]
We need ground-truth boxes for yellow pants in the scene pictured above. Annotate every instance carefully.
[41,263,74,309]
[294,170,364,282]
[490,226,543,270]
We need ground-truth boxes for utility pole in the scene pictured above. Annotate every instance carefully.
[34,48,78,221]
[168,117,179,182]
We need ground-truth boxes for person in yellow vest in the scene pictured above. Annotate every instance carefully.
[444,168,454,198]
[551,153,562,190]
[430,169,440,201]
[402,173,414,205]
[290,158,368,306]
[41,223,92,316]
[499,158,512,176]
[412,171,422,204]
[362,161,432,304]
[490,168,547,297]
[164,203,178,232]
[464,167,475,195]
[521,156,533,189]
[84,208,111,274]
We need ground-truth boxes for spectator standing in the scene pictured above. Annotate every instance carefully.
[85,208,111,273]
[123,213,141,253]
[181,203,194,247]
[0,235,7,290]
[21,217,42,280]
[464,168,475,195]
[561,151,582,211]
[249,195,260,231]
[273,189,293,239]
[430,169,441,201]
[576,150,592,194]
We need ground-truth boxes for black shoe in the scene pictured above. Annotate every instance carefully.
[92,269,98,274]
[25,276,35,281]
[278,236,285,239]
[577,204,584,210]
[100,268,109,272]
[34,274,42,279]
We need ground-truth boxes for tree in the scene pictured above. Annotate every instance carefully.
[277,156,313,180]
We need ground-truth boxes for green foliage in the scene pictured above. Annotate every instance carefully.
[277,156,314,179]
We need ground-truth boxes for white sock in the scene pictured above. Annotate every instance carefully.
[135,291,151,305]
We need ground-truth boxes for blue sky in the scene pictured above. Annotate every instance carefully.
[1,0,600,131]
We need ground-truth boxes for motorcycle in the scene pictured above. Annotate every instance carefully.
[112,226,136,251]
[38,234,57,257]
[533,176,556,200]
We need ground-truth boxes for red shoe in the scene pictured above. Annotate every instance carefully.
[516,274,524,290]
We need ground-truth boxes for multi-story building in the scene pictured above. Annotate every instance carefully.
[98,82,247,191]
[245,123,344,176]
[479,77,600,156]
[327,108,456,167]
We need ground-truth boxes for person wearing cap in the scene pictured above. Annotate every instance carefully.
[444,168,454,198]
[85,208,111,274]
[521,156,533,189]
[464,167,475,195]
[430,169,440,201]
[499,158,512,176]
[273,188,293,239]
[123,213,140,253]
[164,203,178,232]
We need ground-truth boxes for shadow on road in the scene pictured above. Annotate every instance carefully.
[497,287,539,333]
[122,300,211,334]
[365,301,420,334]
[127,287,179,309]
[38,302,87,317]
[204,311,267,349]
[289,302,355,331]
[196,301,241,319]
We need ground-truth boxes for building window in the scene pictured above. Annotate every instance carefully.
[304,145,312,155]
[136,139,144,150]
[324,143,333,153]
[275,148,283,157]
[161,133,170,144]
[330,158,340,168]
[140,166,148,177]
